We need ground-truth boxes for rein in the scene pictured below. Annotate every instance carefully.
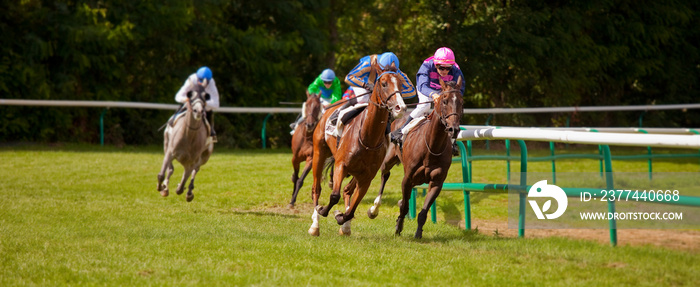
[423,88,461,155]
[423,133,449,156]
[436,89,462,127]
[357,71,402,150]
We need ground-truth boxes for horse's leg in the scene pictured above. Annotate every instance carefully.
[318,164,345,217]
[308,145,329,236]
[415,181,443,239]
[157,152,174,197]
[328,165,334,189]
[395,176,414,236]
[289,157,301,209]
[164,162,174,193]
[175,166,192,196]
[334,177,371,225]
[369,151,400,219]
[338,178,357,235]
[186,167,199,202]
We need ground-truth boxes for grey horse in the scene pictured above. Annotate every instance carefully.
[157,84,213,202]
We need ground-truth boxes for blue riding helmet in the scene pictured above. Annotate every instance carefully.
[378,52,399,71]
[196,66,213,83]
[320,69,335,82]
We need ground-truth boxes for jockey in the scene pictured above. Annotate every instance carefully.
[335,52,416,136]
[308,68,342,107]
[173,66,220,142]
[389,47,465,145]
[290,69,342,135]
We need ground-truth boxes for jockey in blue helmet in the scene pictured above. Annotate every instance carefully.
[290,68,342,135]
[331,52,416,137]
[309,68,342,107]
[173,66,220,142]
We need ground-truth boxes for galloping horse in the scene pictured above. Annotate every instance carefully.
[308,66,407,236]
[368,77,463,238]
[157,84,213,202]
[289,92,322,208]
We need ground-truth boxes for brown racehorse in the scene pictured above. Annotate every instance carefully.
[369,77,463,238]
[157,84,213,202]
[289,92,322,208]
[308,66,407,236]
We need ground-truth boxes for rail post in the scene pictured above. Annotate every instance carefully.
[550,141,557,184]
[516,140,528,238]
[261,113,273,149]
[601,145,617,246]
[100,108,108,146]
[456,141,472,230]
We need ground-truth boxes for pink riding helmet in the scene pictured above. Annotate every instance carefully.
[433,47,456,65]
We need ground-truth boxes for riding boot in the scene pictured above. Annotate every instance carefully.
[390,116,413,144]
[206,111,217,143]
[289,116,306,135]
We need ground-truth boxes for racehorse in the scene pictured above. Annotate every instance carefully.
[289,92,322,208]
[368,77,463,238]
[157,84,213,202]
[308,65,407,236]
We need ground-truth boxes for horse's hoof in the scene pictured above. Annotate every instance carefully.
[308,227,320,237]
[334,212,346,225]
[338,226,351,236]
[186,193,194,202]
[414,232,423,239]
[176,186,184,195]
[317,206,329,217]
[160,189,169,197]
[287,203,295,209]
[367,206,379,219]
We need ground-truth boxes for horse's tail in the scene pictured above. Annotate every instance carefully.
[322,156,335,181]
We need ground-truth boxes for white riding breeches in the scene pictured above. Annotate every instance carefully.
[410,91,432,118]
[351,87,370,104]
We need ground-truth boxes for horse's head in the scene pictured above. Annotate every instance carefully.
[187,84,208,121]
[304,91,322,131]
[372,66,406,118]
[436,76,464,139]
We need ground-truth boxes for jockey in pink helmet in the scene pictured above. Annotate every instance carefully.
[390,47,465,148]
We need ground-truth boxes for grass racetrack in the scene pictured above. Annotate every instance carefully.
[1,144,698,286]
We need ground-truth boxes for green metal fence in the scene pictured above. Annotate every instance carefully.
[412,138,700,246]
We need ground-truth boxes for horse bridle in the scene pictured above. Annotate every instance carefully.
[423,88,462,156]
[356,71,402,150]
[368,71,402,111]
[187,92,207,130]
[436,89,461,129]
[305,95,321,133]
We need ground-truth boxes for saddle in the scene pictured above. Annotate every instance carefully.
[169,109,212,136]
[325,103,368,140]
[400,116,427,142]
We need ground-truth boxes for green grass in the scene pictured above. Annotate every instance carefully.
[1,144,698,286]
